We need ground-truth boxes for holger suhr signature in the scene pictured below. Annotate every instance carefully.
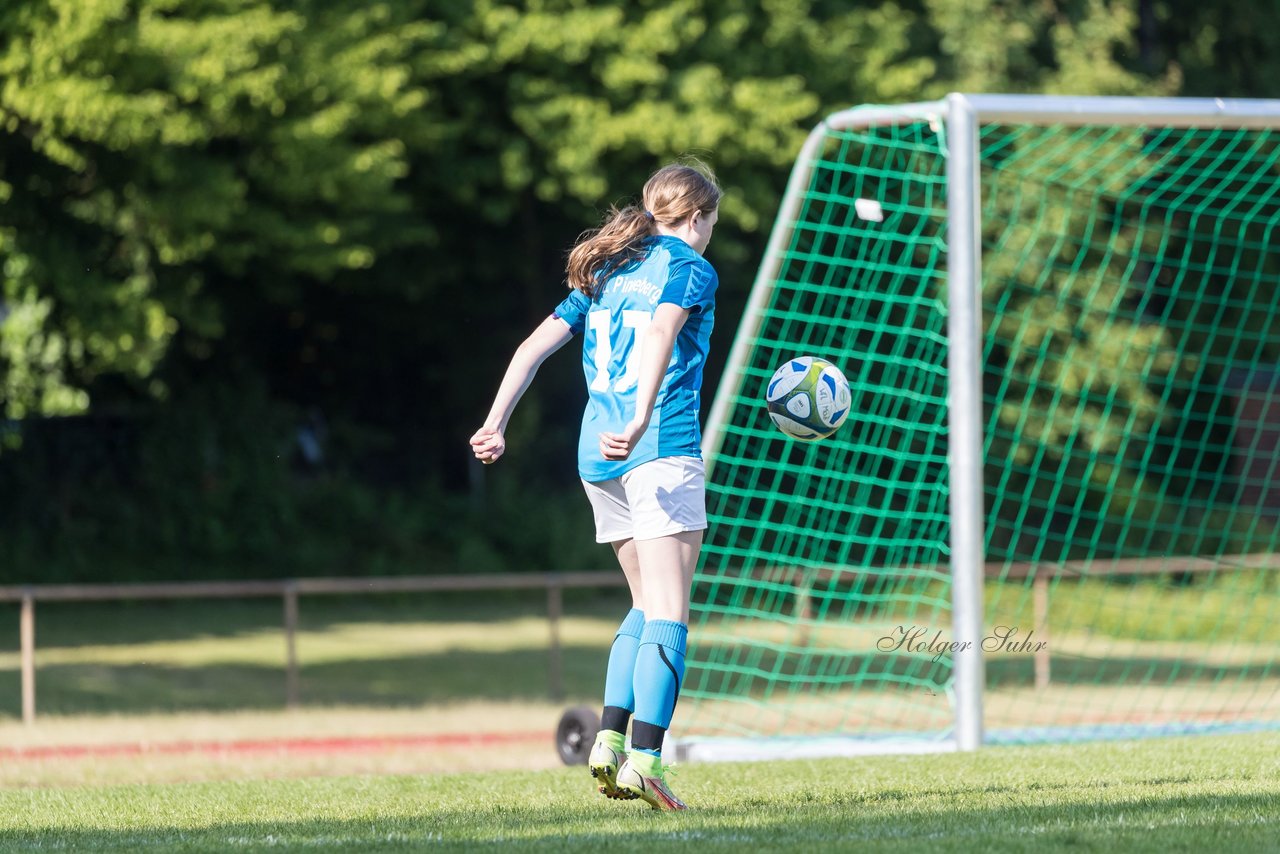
[877,625,1047,663]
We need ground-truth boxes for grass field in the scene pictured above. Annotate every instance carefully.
[2,731,1278,852]
[2,589,1278,850]
[0,593,619,788]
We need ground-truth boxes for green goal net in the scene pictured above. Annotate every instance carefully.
[678,96,1280,759]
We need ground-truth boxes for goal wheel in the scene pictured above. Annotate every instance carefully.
[554,705,599,766]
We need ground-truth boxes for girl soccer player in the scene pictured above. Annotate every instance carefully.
[470,161,721,811]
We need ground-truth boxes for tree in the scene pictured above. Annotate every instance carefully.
[3,0,1272,581]
[0,0,432,419]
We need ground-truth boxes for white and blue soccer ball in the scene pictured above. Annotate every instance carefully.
[765,356,852,441]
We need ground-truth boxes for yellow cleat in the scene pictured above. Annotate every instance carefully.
[616,754,686,811]
[588,739,634,800]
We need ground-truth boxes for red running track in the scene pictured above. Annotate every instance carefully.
[1,730,550,761]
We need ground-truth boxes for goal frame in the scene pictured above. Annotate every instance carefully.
[693,93,1280,759]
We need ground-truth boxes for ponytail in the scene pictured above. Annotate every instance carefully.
[566,161,721,298]
[566,205,654,297]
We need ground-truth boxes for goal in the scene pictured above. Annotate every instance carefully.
[675,94,1280,761]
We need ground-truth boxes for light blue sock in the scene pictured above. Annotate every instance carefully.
[631,619,688,757]
[601,608,645,728]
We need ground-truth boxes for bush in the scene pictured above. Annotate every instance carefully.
[0,381,603,584]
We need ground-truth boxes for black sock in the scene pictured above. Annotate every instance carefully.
[600,705,631,735]
[630,719,666,753]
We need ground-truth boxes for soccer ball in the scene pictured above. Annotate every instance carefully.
[765,356,851,441]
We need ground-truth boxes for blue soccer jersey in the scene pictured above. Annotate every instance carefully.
[553,235,718,482]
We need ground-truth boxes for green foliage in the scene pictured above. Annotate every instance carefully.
[1147,0,1280,97]
[0,376,607,582]
[924,0,1164,96]
[0,0,1274,581]
[0,0,430,417]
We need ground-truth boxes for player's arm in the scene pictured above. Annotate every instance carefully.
[471,315,573,464]
[600,302,689,461]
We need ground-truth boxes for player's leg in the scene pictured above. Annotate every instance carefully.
[614,456,706,810]
[616,529,700,809]
[580,476,644,799]
[589,537,644,798]
[633,530,698,623]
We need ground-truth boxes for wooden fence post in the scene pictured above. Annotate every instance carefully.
[20,592,35,725]
[547,577,564,702]
[1033,573,1051,690]
[284,582,299,709]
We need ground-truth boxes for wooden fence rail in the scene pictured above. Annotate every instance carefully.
[0,572,629,725]
[4,553,1275,725]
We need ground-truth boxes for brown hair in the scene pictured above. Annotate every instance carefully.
[566,160,722,297]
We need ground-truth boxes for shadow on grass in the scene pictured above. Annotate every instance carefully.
[2,644,1270,720]
[1,591,1270,720]
[1,787,1278,852]
[0,645,613,718]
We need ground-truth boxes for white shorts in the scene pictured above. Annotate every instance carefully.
[581,456,708,544]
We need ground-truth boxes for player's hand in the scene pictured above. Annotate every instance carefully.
[599,418,649,461]
[470,426,506,464]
